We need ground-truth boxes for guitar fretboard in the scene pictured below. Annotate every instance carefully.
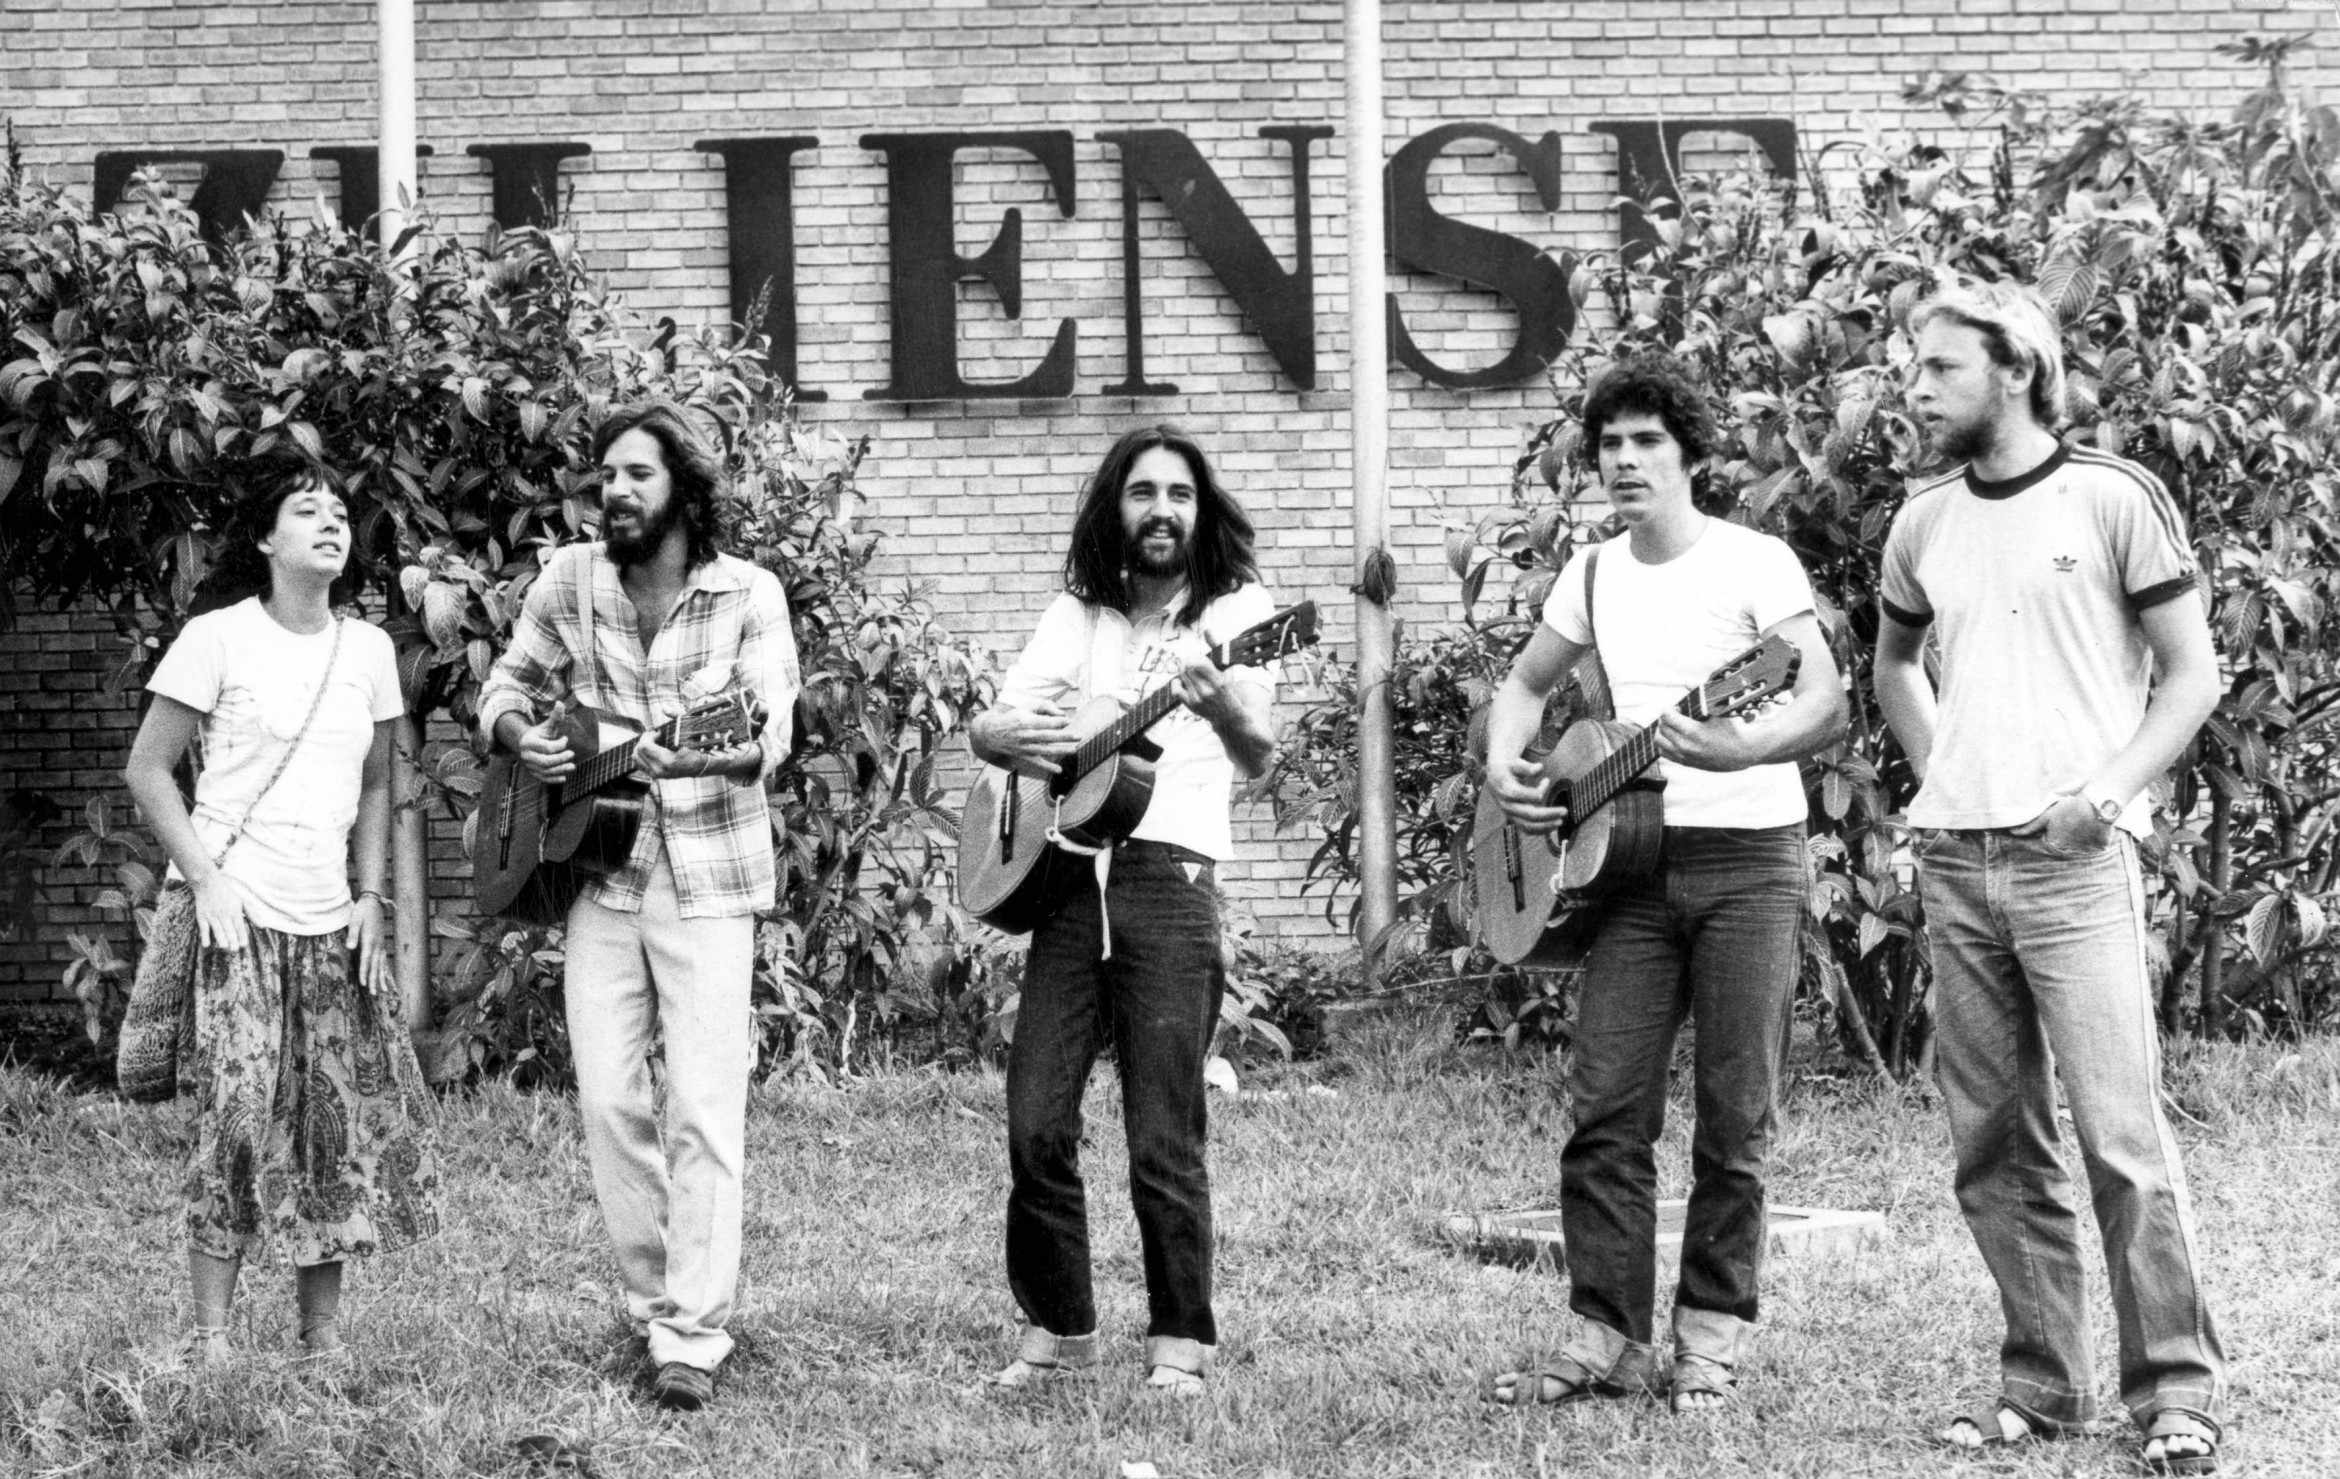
[559,705,730,800]
[1063,682,1188,786]
[1566,688,1710,818]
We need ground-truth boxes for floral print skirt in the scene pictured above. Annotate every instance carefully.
[185,923,441,1266]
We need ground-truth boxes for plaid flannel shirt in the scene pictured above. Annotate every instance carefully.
[479,542,799,919]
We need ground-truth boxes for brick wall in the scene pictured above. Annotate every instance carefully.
[1,0,2326,1001]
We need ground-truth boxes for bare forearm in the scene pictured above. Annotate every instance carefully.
[966,710,1012,768]
[714,744,767,781]
[1873,659,1937,779]
[492,711,533,753]
[351,767,391,896]
[125,761,220,883]
[1485,678,1546,768]
[1216,719,1275,780]
[2089,665,2220,805]
[1739,684,1847,766]
[1209,690,1277,780]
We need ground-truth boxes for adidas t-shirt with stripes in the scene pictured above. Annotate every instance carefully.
[1879,441,2199,836]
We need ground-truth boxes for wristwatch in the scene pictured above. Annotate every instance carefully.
[2081,790,2123,826]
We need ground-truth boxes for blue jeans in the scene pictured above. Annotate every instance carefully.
[1558,824,1805,1379]
[1005,839,1224,1345]
[1916,827,2225,1433]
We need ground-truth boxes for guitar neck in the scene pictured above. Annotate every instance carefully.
[1567,689,1704,817]
[1064,681,1186,782]
[563,710,687,797]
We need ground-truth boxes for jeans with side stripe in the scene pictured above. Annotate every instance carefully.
[1916,827,2226,1434]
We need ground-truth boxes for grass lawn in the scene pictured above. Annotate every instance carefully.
[2,1000,2335,1478]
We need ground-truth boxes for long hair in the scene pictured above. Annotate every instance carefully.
[590,399,726,568]
[1063,425,1257,628]
[190,458,355,616]
[1579,351,1725,511]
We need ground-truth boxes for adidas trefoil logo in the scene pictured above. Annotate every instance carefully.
[2052,556,2078,573]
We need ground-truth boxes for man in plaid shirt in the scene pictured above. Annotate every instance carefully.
[480,400,798,1411]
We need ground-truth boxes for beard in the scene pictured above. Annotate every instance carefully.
[1123,517,1191,578]
[1925,410,1995,466]
[604,497,681,567]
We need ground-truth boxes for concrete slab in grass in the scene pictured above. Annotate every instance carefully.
[1440,1201,1885,1273]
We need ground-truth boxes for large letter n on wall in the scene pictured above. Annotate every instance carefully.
[860,131,1078,402]
[1097,126,1332,393]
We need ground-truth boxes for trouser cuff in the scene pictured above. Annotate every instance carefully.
[1560,1317,1660,1392]
[1144,1334,1215,1377]
[1671,1305,1751,1369]
[1018,1324,1098,1369]
[2003,1378,2098,1429]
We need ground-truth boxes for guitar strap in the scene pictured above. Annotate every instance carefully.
[1576,544,1617,722]
[1554,543,1625,932]
[574,546,605,710]
[1052,600,1120,958]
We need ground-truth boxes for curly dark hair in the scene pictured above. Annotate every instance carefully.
[191,458,356,616]
[590,399,726,568]
[1580,351,1723,509]
[1064,424,1258,628]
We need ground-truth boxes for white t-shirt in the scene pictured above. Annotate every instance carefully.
[997,583,1277,862]
[1881,443,2198,835]
[1541,519,1815,830]
[148,599,406,935]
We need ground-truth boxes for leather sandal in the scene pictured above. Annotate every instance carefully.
[1668,1353,1736,1413]
[2142,1410,2219,1475]
[1938,1401,2080,1451]
[1489,1353,1616,1406]
[1142,1335,1214,1395]
[987,1325,1097,1388]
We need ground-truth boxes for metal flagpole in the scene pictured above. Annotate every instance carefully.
[377,0,417,242]
[378,0,430,1033]
[1344,0,1397,981]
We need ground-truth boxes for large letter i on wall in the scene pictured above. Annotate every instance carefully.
[698,136,823,401]
[860,131,1078,401]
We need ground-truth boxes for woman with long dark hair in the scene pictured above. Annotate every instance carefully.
[122,460,439,1364]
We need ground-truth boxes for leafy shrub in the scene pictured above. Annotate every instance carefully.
[1270,37,2340,1058]
[46,797,159,1051]
[0,146,994,1081]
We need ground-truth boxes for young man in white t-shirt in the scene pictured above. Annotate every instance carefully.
[1481,353,1845,1411]
[1876,277,2225,1473]
[967,425,1278,1394]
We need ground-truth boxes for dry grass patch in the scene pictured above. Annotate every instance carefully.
[2,1008,2334,1476]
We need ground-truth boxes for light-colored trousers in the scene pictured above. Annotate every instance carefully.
[1917,827,2225,1434]
[564,846,756,1372]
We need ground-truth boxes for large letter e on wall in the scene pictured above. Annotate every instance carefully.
[1386,123,1572,390]
[861,131,1078,401]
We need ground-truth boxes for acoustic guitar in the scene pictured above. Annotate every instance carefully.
[472,689,764,923]
[957,601,1319,934]
[1469,634,1801,966]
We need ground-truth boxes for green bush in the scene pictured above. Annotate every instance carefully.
[1269,39,2340,1059]
[0,136,995,1083]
